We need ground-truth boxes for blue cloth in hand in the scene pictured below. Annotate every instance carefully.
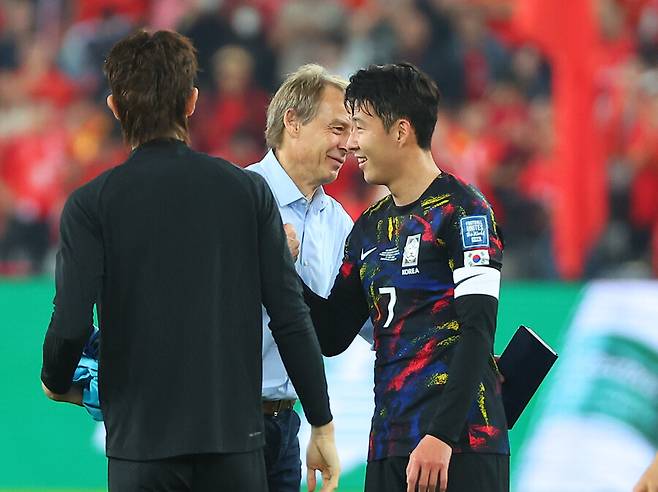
[72,327,103,421]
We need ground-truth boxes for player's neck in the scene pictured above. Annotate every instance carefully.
[388,150,441,207]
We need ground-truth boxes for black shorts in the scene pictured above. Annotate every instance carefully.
[365,453,509,492]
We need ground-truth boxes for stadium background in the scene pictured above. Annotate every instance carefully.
[1,0,657,491]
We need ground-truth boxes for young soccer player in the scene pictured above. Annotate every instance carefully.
[303,63,509,492]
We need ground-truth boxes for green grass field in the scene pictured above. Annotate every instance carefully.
[1,279,582,491]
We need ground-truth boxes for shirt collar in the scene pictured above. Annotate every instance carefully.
[260,150,329,211]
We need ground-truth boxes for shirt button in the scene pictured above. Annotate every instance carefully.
[303,261,308,266]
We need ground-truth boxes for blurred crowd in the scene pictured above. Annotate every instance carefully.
[0,0,657,279]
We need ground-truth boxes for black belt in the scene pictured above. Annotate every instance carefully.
[262,399,296,416]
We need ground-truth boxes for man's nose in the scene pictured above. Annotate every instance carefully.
[346,130,359,152]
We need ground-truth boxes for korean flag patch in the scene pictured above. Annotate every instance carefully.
[464,249,490,267]
[460,215,489,249]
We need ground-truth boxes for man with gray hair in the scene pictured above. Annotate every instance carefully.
[247,64,356,492]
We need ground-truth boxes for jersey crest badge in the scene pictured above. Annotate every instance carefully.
[402,234,421,268]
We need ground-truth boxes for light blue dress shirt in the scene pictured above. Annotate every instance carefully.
[247,150,357,400]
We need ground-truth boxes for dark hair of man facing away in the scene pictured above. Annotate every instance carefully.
[344,62,440,150]
[103,29,198,147]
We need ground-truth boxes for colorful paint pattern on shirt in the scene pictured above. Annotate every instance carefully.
[342,173,509,460]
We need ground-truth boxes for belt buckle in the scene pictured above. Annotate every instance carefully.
[273,400,282,417]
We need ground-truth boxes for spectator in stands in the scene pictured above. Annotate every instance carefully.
[193,44,268,164]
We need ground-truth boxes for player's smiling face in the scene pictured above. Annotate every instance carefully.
[347,104,400,186]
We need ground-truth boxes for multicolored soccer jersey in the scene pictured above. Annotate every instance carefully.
[305,172,510,461]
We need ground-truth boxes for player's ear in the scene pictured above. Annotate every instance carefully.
[396,118,412,147]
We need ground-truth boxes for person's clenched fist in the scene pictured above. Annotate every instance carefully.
[284,223,300,261]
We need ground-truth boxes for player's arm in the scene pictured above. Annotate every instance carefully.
[41,381,83,406]
[426,207,503,444]
[408,204,503,492]
[334,213,375,346]
[41,186,102,400]
[301,224,370,356]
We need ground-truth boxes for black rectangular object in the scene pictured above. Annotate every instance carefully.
[497,325,558,429]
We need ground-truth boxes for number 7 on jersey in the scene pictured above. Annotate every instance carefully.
[378,287,397,328]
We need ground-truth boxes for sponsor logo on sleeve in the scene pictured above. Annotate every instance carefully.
[460,215,489,249]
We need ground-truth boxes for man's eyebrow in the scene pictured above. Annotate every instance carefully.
[329,118,351,127]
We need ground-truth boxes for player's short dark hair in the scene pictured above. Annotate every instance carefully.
[345,63,440,150]
[103,29,198,147]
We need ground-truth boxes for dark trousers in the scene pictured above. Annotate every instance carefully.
[108,449,267,492]
[263,409,302,492]
[365,453,509,492]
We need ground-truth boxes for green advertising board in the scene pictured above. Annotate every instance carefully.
[0,279,583,491]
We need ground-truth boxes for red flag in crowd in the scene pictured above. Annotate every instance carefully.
[514,0,607,279]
